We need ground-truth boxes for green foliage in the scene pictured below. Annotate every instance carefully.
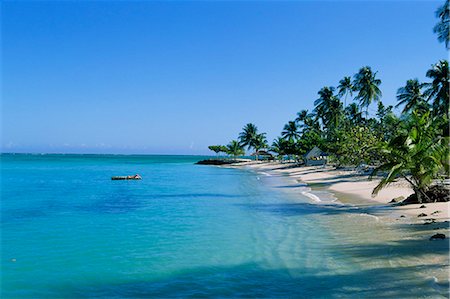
[253,133,268,152]
[314,86,343,130]
[353,66,382,117]
[371,111,449,202]
[208,145,225,155]
[332,125,384,166]
[271,137,288,158]
[226,140,244,159]
[433,0,449,49]
[344,103,363,125]
[396,79,428,114]
[337,76,355,107]
[281,121,300,142]
[424,60,449,117]
[239,123,259,150]
[297,129,324,156]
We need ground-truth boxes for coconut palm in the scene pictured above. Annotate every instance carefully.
[396,79,428,114]
[296,110,309,123]
[424,60,449,117]
[433,0,450,49]
[371,111,449,203]
[253,133,268,160]
[296,109,320,132]
[271,137,288,160]
[353,66,382,118]
[314,86,342,129]
[345,103,363,125]
[337,76,354,107]
[239,123,258,150]
[281,121,301,142]
[226,140,244,160]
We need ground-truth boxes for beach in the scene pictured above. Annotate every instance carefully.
[230,161,450,224]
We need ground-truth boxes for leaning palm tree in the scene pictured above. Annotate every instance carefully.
[424,60,449,117]
[371,110,449,203]
[337,76,354,107]
[433,0,450,49]
[353,66,382,118]
[281,121,301,142]
[239,123,258,150]
[226,140,244,160]
[396,79,428,114]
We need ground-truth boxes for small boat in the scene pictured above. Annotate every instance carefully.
[111,174,142,180]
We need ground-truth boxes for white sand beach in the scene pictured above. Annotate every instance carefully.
[230,161,450,224]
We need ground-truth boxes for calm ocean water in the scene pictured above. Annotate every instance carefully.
[1,154,448,298]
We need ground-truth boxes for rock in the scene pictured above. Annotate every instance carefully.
[195,159,242,165]
[403,185,450,204]
[390,196,405,203]
[429,233,446,240]
[419,205,426,208]
[418,213,427,217]
[400,215,406,218]
[431,210,441,215]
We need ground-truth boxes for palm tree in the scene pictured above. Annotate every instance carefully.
[345,103,363,125]
[271,137,287,160]
[433,0,449,49]
[337,76,354,107]
[296,109,309,123]
[396,79,428,114]
[226,140,244,160]
[314,86,342,129]
[281,121,301,142]
[371,111,449,203]
[353,66,382,118]
[239,123,258,150]
[424,60,449,117]
[253,133,268,160]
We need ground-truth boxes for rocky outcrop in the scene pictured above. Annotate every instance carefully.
[402,185,450,204]
[429,233,446,240]
[195,159,243,165]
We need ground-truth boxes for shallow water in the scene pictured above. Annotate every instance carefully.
[1,154,449,298]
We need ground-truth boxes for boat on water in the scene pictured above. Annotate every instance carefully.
[111,174,142,180]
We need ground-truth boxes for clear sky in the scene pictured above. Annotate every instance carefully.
[2,0,447,155]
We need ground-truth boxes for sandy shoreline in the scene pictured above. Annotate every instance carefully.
[228,161,450,227]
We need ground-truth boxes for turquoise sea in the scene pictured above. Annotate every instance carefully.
[1,154,449,298]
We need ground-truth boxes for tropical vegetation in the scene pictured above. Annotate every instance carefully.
[207,1,449,202]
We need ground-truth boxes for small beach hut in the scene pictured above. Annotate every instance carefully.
[304,146,328,166]
[251,150,274,161]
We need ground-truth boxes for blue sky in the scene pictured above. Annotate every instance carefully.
[2,0,447,154]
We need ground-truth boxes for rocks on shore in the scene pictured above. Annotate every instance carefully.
[390,196,405,203]
[402,185,450,204]
[429,233,446,240]
[195,159,243,165]
[418,213,428,217]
